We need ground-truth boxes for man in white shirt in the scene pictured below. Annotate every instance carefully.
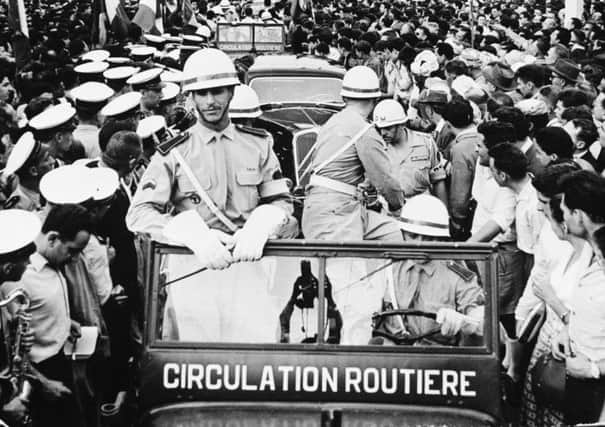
[4,204,94,427]
[469,121,526,337]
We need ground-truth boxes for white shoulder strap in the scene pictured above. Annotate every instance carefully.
[301,122,374,179]
[171,149,239,233]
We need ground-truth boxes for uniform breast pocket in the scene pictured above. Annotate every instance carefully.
[174,173,212,209]
[236,170,262,208]
[410,149,431,191]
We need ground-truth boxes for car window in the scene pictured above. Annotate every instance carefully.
[249,77,343,104]
[151,243,492,351]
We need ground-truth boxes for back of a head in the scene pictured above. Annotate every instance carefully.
[99,119,137,152]
[487,92,514,116]
[535,126,574,158]
[515,64,547,87]
[493,106,531,140]
[444,98,473,129]
[104,130,142,161]
[445,59,468,77]
[488,142,528,180]
[561,105,593,122]
[477,120,516,148]
[557,88,589,108]
[532,161,581,197]
[42,203,94,240]
[560,170,605,223]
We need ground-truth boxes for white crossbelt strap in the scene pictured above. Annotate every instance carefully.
[300,122,374,179]
[171,149,239,233]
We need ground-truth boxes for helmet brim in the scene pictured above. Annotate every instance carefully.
[341,89,382,99]
[398,219,450,237]
[183,77,240,92]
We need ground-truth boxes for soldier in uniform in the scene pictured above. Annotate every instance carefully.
[373,99,447,205]
[376,195,485,346]
[126,49,297,342]
[100,92,143,124]
[28,103,82,165]
[126,68,165,118]
[1,132,55,211]
[301,66,404,345]
[0,210,40,425]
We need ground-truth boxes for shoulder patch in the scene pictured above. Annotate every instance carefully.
[235,124,269,138]
[447,261,476,282]
[156,132,189,156]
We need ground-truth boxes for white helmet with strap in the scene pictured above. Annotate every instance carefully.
[373,99,407,128]
[182,48,240,93]
[399,194,450,237]
[229,84,262,118]
[340,65,381,99]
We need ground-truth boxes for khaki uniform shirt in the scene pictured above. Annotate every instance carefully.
[390,128,446,197]
[126,121,293,237]
[4,184,42,211]
[383,259,484,346]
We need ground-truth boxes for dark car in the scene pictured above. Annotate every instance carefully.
[246,55,345,188]
[137,239,503,426]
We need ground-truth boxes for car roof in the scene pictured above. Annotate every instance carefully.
[248,55,345,77]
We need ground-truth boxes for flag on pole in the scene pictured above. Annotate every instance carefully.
[182,0,198,27]
[92,0,131,45]
[132,0,164,35]
[7,0,29,37]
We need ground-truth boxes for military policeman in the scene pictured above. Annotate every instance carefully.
[1,132,55,211]
[373,99,448,204]
[377,195,485,346]
[301,66,404,345]
[126,48,297,342]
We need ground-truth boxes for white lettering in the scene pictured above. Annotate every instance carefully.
[416,369,422,394]
[278,366,293,391]
[259,366,276,391]
[345,367,362,393]
[321,367,338,392]
[381,368,397,394]
[224,364,241,391]
[163,363,179,389]
[242,365,258,391]
[442,370,458,396]
[423,370,440,395]
[181,364,187,387]
[295,366,302,391]
[399,369,414,394]
[460,371,476,397]
[363,368,379,394]
[302,367,319,392]
[187,364,204,389]
[205,364,221,390]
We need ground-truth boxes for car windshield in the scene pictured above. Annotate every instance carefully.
[147,241,495,352]
[249,77,343,104]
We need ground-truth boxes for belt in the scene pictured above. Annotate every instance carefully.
[308,175,357,197]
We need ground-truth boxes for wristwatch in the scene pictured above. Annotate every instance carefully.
[590,360,600,379]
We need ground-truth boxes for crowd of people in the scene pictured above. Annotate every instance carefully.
[0,0,604,424]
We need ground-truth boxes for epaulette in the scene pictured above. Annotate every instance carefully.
[447,261,476,282]
[156,131,189,156]
[235,124,269,138]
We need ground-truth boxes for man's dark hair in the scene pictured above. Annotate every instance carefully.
[99,119,137,152]
[572,118,599,148]
[436,42,454,60]
[555,28,571,45]
[354,40,372,55]
[556,89,590,108]
[532,161,581,222]
[592,226,605,257]
[477,121,516,148]
[560,170,605,223]
[492,106,531,140]
[515,64,547,87]
[444,98,473,129]
[387,37,405,52]
[562,105,593,122]
[445,59,468,77]
[486,92,514,116]
[41,204,94,241]
[488,142,528,180]
[337,37,352,51]
[535,127,574,159]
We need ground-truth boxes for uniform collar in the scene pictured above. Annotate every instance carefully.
[404,259,436,276]
[196,121,236,145]
[29,251,50,273]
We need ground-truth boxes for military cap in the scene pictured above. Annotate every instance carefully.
[160,69,184,83]
[181,35,205,46]
[39,165,97,204]
[160,82,180,104]
[129,46,157,61]
[417,88,449,105]
[143,34,166,50]
[89,167,119,203]
[127,68,165,91]
[74,61,110,82]
[163,34,182,43]
[106,57,132,67]
[2,132,41,176]
[100,92,142,119]
[103,65,139,85]
[0,210,41,257]
[179,45,202,63]
[196,25,211,39]
[71,82,115,114]
[137,115,169,147]
[29,104,77,133]
[81,49,110,62]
